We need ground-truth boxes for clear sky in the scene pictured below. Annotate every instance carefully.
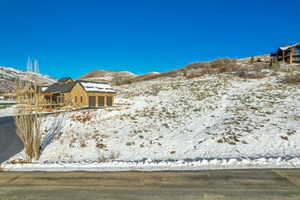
[0,0,299,79]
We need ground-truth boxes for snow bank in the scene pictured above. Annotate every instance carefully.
[3,157,300,171]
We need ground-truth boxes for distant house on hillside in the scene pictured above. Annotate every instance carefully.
[271,43,300,64]
[41,78,116,108]
[57,77,73,83]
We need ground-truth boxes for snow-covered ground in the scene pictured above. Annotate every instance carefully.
[0,100,16,104]
[3,71,300,171]
[0,105,16,117]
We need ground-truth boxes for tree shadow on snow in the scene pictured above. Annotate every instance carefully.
[40,113,65,153]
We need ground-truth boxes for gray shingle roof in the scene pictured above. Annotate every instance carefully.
[43,82,77,93]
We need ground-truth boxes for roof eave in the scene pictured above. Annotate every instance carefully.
[86,91,117,94]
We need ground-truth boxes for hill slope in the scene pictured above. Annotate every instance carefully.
[0,66,55,93]
[4,58,300,171]
[78,70,136,85]
[19,61,299,170]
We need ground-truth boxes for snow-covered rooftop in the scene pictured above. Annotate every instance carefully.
[280,43,300,51]
[80,81,116,93]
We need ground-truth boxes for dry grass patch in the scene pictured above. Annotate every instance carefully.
[10,158,28,164]
[79,140,87,148]
[69,137,77,147]
[71,113,92,123]
[92,133,101,139]
[126,141,135,146]
[185,58,269,80]
[96,143,107,149]
[185,58,237,71]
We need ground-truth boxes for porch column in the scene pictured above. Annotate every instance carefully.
[290,48,294,64]
[104,95,107,106]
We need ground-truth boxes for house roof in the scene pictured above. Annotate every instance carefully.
[58,77,73,82]
[43,82,77,93]
[43,80,116,94]
[79,81,116,93]
[279,43,300,51]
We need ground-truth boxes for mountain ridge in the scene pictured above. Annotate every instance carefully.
[0,66,56,93]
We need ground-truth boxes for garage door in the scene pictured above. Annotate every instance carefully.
[106,96,113,106]
[88,96,96,107]
[98,96,105,106]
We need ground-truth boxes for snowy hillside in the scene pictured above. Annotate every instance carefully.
[3,60,300,171]
[78,69,161,86]
[0,66,55,92]
[78,69,136,85]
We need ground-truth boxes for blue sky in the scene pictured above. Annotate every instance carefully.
[0,0,299,79]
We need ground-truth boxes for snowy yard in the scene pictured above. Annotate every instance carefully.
[3,72,300,171]
[0,105,16,117]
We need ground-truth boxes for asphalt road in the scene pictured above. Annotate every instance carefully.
[0,169,300,200]
[0,117,24,163]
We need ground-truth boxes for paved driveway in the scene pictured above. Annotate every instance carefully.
[0,117,24,163]
[0,169,299,200]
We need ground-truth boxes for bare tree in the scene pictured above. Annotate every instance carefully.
[14,74,43,162]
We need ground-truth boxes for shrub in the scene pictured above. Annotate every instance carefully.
[209,58,238,72]
[71,113,92,123]
[282,74,300,84]
[96,143,107,149]
[257,58,263,62]
[249,57,255,64]
[185,62,209,70]
[126,141,135,146]
[236,71,265,79]
[280,136,289,140]
[270,59,280,69]
[149,85,162,96]
[287,129,296,136]
[80,140,87,148]
[185,58,239,78]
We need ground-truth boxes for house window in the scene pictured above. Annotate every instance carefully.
[75,96,77,103]
[58,95,64,103]
[80,96,83,103]
[295,47,300,55]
